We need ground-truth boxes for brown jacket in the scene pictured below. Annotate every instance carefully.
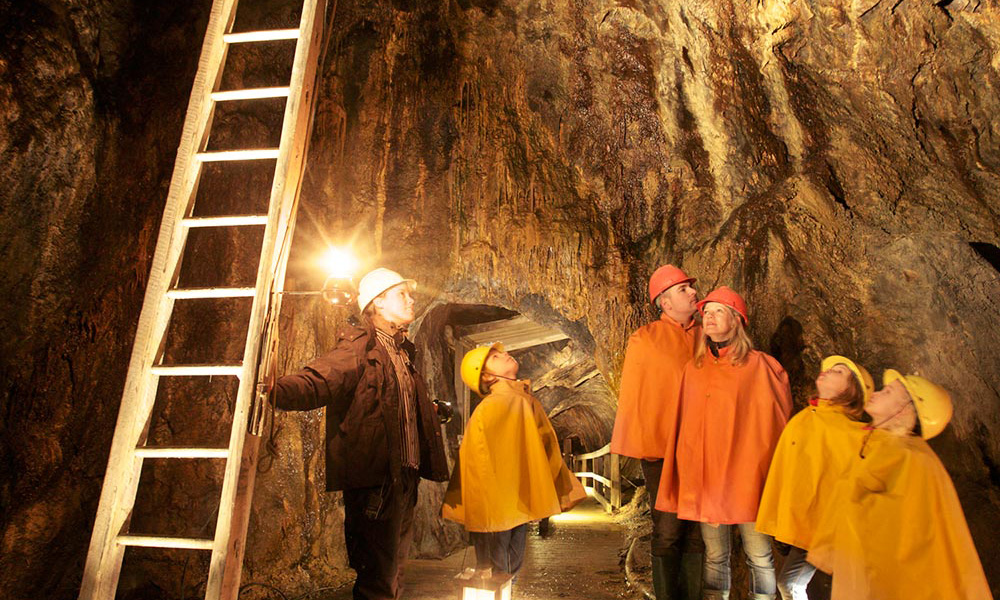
[274,321,449,491]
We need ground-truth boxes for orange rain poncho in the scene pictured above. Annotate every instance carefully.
[441,379,586,532]
[807,429,993,600]
[755,401,869,549]
[610,314,699,461]
[656,348,792,524]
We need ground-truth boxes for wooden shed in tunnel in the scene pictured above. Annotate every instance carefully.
[2,0,1000,598]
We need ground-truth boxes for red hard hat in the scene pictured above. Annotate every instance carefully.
[648,265,696,304]
[697,286,748,323]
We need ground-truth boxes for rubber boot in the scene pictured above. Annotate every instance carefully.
[751,595,777,600]
[651,554,673,600]
[680,551,703,600]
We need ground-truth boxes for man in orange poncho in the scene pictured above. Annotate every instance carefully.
[610,264,701,600]
[442,343,585,576]
[807,370,992,600]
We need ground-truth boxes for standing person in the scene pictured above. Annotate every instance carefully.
[442,343,585,577]
[272,268,449,600]
[610,264,701,600]
[755,355,874,600]
[657,286,793,600]
[807,371,993,600]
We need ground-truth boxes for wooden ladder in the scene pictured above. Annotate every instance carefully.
[78,0,327,598]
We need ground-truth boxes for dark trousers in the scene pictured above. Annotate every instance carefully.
[342,469,419,600]
[470,523,528,574]
[641,459,692,556]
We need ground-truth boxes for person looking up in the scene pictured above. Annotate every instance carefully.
[807,370,992,600]
[657,286,793,600]
[272,268,449,600]
[442,343,585,580]
[610,264,701,600]
[756,355,874,600]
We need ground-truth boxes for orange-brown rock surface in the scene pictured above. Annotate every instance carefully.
[1,0,998,598]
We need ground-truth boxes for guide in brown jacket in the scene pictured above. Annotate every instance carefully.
[273,268,449,600]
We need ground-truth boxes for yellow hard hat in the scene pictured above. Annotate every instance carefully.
[821,355,875,405]
[461,343,503,396]
[883,369,953,439]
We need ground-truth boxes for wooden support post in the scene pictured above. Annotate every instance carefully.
[610,453,621,511]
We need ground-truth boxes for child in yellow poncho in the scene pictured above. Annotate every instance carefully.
[756,355,873,600]
[441,343,586,575]
[807,370,992,600]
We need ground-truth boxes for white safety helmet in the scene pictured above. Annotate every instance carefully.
[357,268,416,313]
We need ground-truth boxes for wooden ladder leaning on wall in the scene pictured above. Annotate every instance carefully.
[78,0,327,598]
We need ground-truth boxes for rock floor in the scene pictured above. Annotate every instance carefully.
[320,497,641,600]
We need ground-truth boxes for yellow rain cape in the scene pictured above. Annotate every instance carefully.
[441,379,586,532]
[807,429,992,600]
[755,401,868,549]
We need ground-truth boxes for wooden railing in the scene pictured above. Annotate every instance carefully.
[569,442,621,513]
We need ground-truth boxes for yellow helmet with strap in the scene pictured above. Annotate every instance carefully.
[883,369,953,439]
[461,343,504,396]
[821,355,875,405]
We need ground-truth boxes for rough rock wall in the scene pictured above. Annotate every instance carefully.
[0,1,209,598]
[293,0,1000,594]
[1,0,999,598]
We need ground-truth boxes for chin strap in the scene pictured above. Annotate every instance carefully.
[483,371,518,383]
[860,402,914,458]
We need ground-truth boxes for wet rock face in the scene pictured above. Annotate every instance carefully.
[2,0,999,598]
[1,1,209,598]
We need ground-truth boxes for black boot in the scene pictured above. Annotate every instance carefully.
[652,551,684,600]
[680,551,703,600]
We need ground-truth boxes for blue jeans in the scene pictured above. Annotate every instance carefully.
[700,522,776,599]
[777,546,815,600]
[471,524,528,574]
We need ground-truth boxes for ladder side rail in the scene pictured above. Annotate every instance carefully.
[205,1,329,598]
[78,1,242,598]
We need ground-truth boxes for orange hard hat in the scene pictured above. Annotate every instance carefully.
[697,286,748,323]
[648,265,696,304]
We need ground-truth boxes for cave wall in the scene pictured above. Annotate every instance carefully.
[0,1,211,597]
[2,0,999,598]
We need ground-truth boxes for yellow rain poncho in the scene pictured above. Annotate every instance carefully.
[807,428,992,600]
[441,379,586,532]
[755,400,869,549]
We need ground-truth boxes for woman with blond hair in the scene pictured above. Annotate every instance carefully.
[656,286,793,600]
[755,355,874,600]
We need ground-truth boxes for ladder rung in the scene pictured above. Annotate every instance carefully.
[211,87,290,102]
[195,149,280,162]
[135,447,230,459]
[118,534,214,550]
[223,29,300,43]
[151,364,243,377]
[181,215,269,228]
[167,287,256,299]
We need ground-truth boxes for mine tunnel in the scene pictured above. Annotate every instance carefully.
[2,0,1000,599]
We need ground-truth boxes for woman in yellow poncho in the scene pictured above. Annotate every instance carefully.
[807,370,992,600]
[441,343,586,575]
[755,355,873,600]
